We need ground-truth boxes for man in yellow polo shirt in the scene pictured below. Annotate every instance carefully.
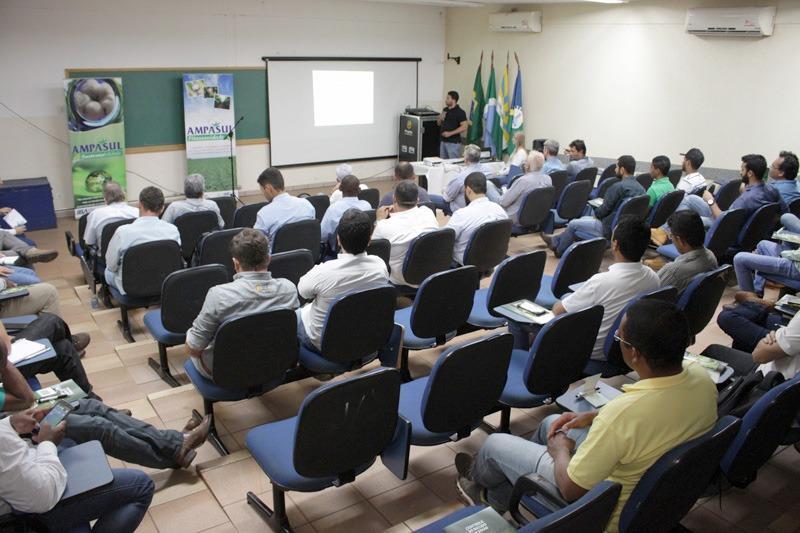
[455,300,717,532]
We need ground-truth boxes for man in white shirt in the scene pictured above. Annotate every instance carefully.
[161,174,224,228]
[298,209,389,351]
[447,172,508,265]
[254,167,315,244]
[319,175,372,251]
[372,181,439,287]
[551,216,660,358]
[442,144,501,213]
[83,181,139,249]
[676,148,707,193]
[500,151,552,224]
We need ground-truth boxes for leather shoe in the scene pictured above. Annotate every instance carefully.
[175,415,211,465]
[734,291,774,308]
[540,232,555,250]
[19,248,58,264]
[72,333,91,356]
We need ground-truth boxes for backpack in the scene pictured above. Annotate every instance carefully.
[717,370,785,418]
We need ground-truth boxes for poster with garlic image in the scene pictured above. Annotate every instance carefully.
[182,73,235,193]
[64,77,126,214]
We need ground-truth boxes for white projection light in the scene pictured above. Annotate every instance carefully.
[312,70,374,127]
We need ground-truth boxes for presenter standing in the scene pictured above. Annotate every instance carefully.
[437,91,468,159]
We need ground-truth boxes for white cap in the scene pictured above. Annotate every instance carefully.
[336,163,353,181]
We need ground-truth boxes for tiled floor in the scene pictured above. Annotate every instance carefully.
[24,184,800,532]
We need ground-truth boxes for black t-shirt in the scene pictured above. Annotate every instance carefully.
[441,105,467,143]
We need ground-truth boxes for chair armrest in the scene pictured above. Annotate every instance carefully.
[65,230,75,256]
[509,473,569,525]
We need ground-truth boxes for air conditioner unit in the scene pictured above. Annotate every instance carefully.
[489,12,542,33]
[686,7,776,37]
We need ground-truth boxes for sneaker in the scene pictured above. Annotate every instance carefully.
[456,475,486,507]
[455,452,475,478]
[19,248,58,264]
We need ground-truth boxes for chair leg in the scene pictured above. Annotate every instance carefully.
[399,347,412,383]
[147,342,180,387]
[246,487,293,533]
[499,406,512,434]
[193,399,229,456]
[117,305,135,343]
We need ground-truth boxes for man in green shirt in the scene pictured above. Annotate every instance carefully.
[647,155,675,208]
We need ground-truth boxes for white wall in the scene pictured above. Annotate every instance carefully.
[0,0,446,211]
[444,0,800,171]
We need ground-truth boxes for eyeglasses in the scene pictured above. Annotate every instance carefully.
[613,329,633,348]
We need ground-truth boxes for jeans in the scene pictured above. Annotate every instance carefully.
[14,313,94,395]
[552,216,604,256]
[716,301,785,353]
[5,266,40,285]
[66,399,184,469]
[440,141,462,159]
[428,194,452,216]
[296,309,319,352]
[471,414,590,511]
[703,344,757,377]
[781,213,800,234]
[508,321,542,351]
[679,195,713,228]
[733,240,800,294]
[37,467,154,533]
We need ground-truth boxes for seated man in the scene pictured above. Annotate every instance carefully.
[455,299,717,533]
[447,172,508,265]
[541,139,566,176]
[0,232,57,266]
[254,167,315,244]
[186,229,299,379]
[104,186,180,295]
[768,150,800,205]
[319,175,372,250]
[676,148,707,194]
[372,181,439,288]
[330,163,367,204]
[441,144,500,214]
[542,155,645,258]
[733,233,799,297]
[499,151,551,224]
[83,181,138,250]
[380,162,430,207]
[161,173,225,228]
[298,209,389,351]
[565,139,594,181]
[0,264,41,287]
[646,155,675,208]
[656,211,718,293]
[0,277,60,319]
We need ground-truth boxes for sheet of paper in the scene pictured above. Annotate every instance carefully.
[0,255,18,265]
[8,338,47,364]
[3,209,26,228]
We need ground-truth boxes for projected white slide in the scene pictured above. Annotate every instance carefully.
[313,71,373,127]
[267,59,418,166]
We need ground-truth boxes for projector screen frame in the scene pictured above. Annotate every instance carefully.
[261,56,421,168]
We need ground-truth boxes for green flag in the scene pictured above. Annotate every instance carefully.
[467,53,485,145]
[482,55,501,157]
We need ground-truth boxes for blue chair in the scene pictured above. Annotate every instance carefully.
[468,251,546,329]
[107,240,184,343]
[143,264,229,387]
[184,309,300,455]
[398,333,513,445]
[497,305,604,433]
[358,187,381,209]
[245,368,411,532]
[209,196,236,229]
[727,202,782,256]
[535,238,605,309]
[174,210,220,262]
[542,180,593,234]
[461,219,512,273]
[549,170,568,205]
[677,265,731,339]
[194,227,242,278]
[573,166,598,183]
[305,194,330,222]
[64,213,88,257]
[646,189,685,229]
[590,175,619,200]
[268,249,314,287]
[573,194,650,243]
[272,219,321,264]
[657,208,747,263]
[635,173,653,191]
[415,480,621,533]
[714,179,742,211]
[1,315,38,334]
[394,266,479,381]
[90,217,135,304]
[298,285,397,374]
[512,187,556,237]
[232,202,267,228]
[400,228,456,291]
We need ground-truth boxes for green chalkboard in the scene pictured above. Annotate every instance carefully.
[64,68,268,150]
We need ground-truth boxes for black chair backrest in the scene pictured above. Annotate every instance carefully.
[358,188,380,209]
[161,264,229,333]
[614,194,650,225]
[557,180,593,220]
[599,164,616,182]
[705,208,747,263]
[100,218,135,258]
[306,195,330,222]
[195,228,241,278]
[549,171,568,203]
[366,239,391,272]
[737,202,781,251]
[410,266,479,340]
[530,481,622,533]
[648,189,685,229]
[714,179,742,211]
[635,173,653,191]
[552,238,606,299]
[210,196,236,229]
[320,286,397,363]
[364,209,377,225]
[667,168,683,187]
[402,228,455,286]
[77,213,88,248]
[595,176,619,200]
[518,187,556,228]
[462,219,513,271]
[268,249,314,286]
[574,167,598,183]
[174,211,221,262]
[677,266,730,337]
[487,251,547,317]
[212,310,299,389]
[526,305,604,398]
[789,198,800,218]
[232,202,267,228]
[294,367,401,480]
[422,333,514,434]
[120,240,184,298]
[272,219,321,263]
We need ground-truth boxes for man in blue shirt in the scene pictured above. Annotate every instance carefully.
[254,167,315,245]
[541,139,566,176]
[768,151,800,205]
[319,175,372,251]
[441,144,501,213]
[565,139,594,181]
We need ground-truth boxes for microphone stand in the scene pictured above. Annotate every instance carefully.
[228,115,245,205]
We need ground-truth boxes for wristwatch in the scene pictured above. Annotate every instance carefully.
[706,197,715,206]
